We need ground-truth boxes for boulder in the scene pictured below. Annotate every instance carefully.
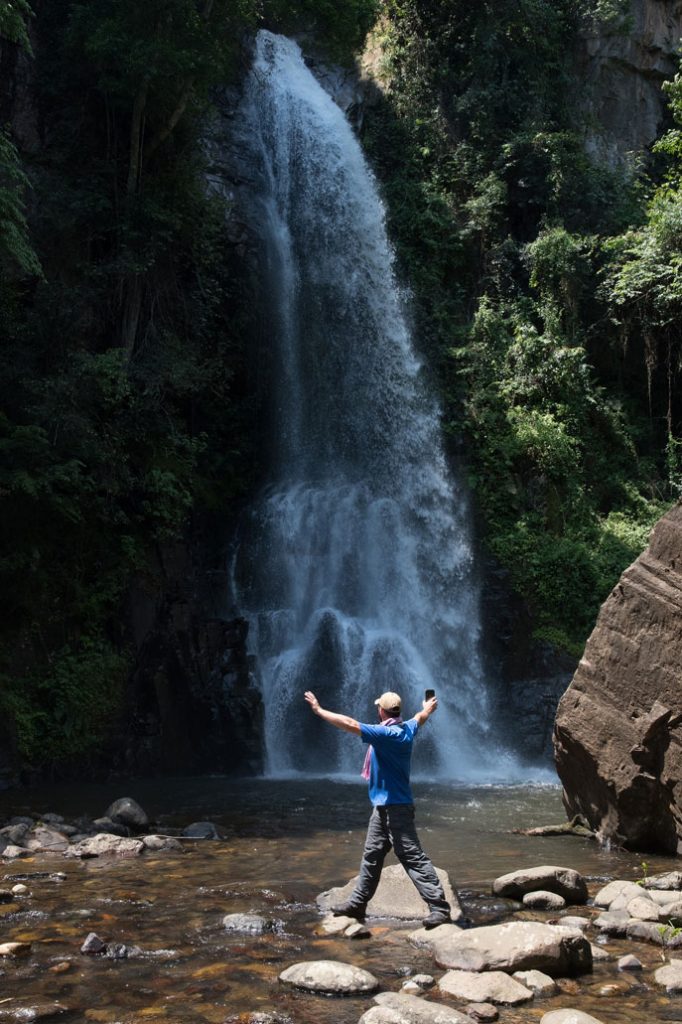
[279,960,378,994]
[624,919,669,944]
[410,921,591,976]
[28,826,70,852]
[319,915,353,935]
[553,916,590,932]
[641,870,682,890]
[183,821,220,840]
[523,890,566,911]
[0,823,30,845]
[554,503,682,854]
[142,835,183,852]
[64,834,144,859]
[105,797,148,830]
[655,958,682,992]
[92,817,128,837]
[593,911,630,936]
[592,880,643,908]
[492,866,587,903]
[540,1013,604,1024]
[512,969,557,995]
[318,863,463,922]
[359,992,471,1024]
[627,896,660,921]
[438,969,533,1005]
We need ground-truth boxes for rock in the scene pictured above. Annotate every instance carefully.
[523,890,567,911]
[183,821,219,840]
[592,880,643,908]
[319,915,353,935]
[649,890,682,906]
[142,834,183,852]
[464,1006,498,1023]
[223,913,270,934]
[1,823,30,845]
[0,942,31,957]
[0,1003,69,1020]
[655,958,682,992]
[28,826,70,852]
[642,871,682,890]
[105,797,148,830]
[513,969,558,995]
[410,921,591,976]
[318,863,464,922]
[0,889,14,902]
[80,933,106,955]
[8,816,34,826]
[411,975,435,989]
[11,883,28,896]
[554,504,682,854]
[540,1013,604,1024]
[49,962,71,974]
[590,944,611,962]
[40,813,64,825]
[627,895,660,920]
[92,817,128,837]
[50,872,67,881]
[593,910,630,936]
[618,953,643,970]
[624,919,668,944]
[279,960,378,994]
[492,866,587,903]
[359,991,471,1024]
[345,922,370,938]
[661,900,682,924]
[64,834,144,859]
[2,844,29,859]
[438,969,533,1005]
[401,981,423,994]
[554,916,590,932]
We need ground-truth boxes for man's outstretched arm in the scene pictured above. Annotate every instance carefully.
[414,695,438,726]
[304,691,361,735]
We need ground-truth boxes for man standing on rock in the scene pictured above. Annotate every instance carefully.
[303,689,453,928]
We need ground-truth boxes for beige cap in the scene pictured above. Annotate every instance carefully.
[374,691,402,712]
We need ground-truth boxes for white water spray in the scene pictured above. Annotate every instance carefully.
[233,31,496,779]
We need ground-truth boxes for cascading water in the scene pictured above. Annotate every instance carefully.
[232,30,496,779]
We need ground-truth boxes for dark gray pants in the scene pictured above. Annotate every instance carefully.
[350,804,450,913]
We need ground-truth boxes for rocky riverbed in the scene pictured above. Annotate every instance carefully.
[0,778,679,1023]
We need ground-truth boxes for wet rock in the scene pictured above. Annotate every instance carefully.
[625,919,668,944]
[40,813,64,825]
[590,944,611,962]
[649,890,682,906]
[512,969,558,995]
[58,825,78,837]
[554,916,590,932]
[345,921,370,939]
[401,980,423,994]
[223,913,270,934]
[0,1002,69,1020]
[28,826,70,852]
[641,871,682,891]
[105,797,148,830]
[656,959,682,992]
[142,834,183,852]
[1,823,30,845]
[439,969,533,1005]
[360,991,471,1023]
[2,844,29,859]
[410,975,435,989]
[593,910,630,936]
[492,866,587,904]
[0,942,31,957]
[92,817,128,837]
[627,895,660,921]
[80,933,106,955]
[224,1015,294,1024]
[279,959,378,994]
[523,890,566,911]
[662,901,682,924]
[618,953,643,970]
[65,834,144,859]
[48,962,71,974]
[49,872,67,881]
[318,863,464,922]
[0,889,14,902]
[410,921,591,976]
[183,821,219,839]
[319,915,353,935]
[464,1005,498,1023]
[593,880,643,908]
[8,816,33,827]
[541,1013,604,1024]
[105,943,129,959]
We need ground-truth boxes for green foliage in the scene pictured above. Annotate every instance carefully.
[263,0,378,62]
[0,129,41,276]
[0,0,33,50]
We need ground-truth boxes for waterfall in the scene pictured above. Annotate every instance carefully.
[232,30,494,779]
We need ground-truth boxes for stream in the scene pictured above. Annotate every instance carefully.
[0,777,679,1023]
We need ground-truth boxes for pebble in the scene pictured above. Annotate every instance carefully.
[11,883,29,896]
[80,932,106,955]
[49,961,71,974]
[618,953,643,970]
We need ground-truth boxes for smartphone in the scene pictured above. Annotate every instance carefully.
[425,689,435,701]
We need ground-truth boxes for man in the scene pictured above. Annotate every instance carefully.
[303,688,453,928]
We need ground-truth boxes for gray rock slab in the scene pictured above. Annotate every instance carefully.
[142,834,183,852]
[512,969,557,995]
[28,826,70,852]
[64,834,144,859]
[641,871,682,890]
[438,969,533,1005]
[105,797,148,830]
[183,821,219,839]
[540,1013,604,1024]
[523,890,566,910]
[359,992,471,1024]
[409,921,591,976]
[492,866,587,903]
[593,910,630,935]
[279,960,378,994]
[318,863,463,922]
[223,914,270,935]
[592,880,642,908]
[655,958,682,992]
[627,895,660,921]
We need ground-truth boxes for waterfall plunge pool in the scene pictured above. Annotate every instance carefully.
[0,777,678,1023]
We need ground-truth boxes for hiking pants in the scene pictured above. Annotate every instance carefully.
[350,803,450,913]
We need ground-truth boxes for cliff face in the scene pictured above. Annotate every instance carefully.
[554,502,682,853]
[575,0,682,166]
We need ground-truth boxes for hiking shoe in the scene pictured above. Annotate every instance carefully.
[422,910,452,929]
[331,901,366,920]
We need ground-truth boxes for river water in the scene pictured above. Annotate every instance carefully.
[0,777,679,1023]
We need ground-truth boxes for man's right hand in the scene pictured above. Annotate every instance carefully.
[304,691,321,715]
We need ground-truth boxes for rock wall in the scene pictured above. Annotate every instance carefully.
[574,0,682,167]
[554,501,682,853]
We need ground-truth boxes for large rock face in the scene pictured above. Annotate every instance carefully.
[554,502,682,853]
[574,0,682,167]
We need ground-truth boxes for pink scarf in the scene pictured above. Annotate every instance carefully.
[361,717,403,779]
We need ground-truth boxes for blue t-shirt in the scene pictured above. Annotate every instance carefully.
[359,719,419,806]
